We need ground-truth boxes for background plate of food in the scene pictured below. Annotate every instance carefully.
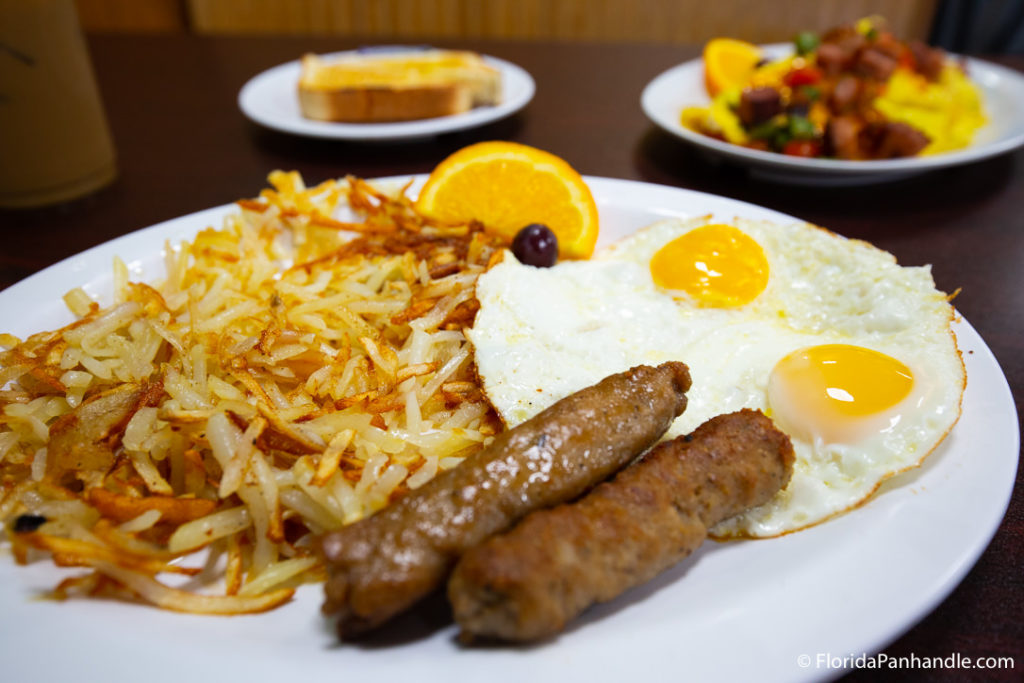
[641,36,1024,185]
[0,174,1017,682]
[238,48,535,140]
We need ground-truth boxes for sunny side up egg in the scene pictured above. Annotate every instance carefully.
[468,217,965,537]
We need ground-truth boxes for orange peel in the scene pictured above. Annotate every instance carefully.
[704,38,762,96]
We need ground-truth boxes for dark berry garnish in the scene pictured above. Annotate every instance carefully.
[512,223,558,267]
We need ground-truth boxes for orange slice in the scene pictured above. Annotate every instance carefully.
[415,141,599,259]
[703,38,762,96]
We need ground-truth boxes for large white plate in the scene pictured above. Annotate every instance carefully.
[0,177,1017,683]
[641,44,1024,184]
[238,50,535,141]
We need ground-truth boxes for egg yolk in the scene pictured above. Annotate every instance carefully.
[649,224,769,307]
[768,344,915,444]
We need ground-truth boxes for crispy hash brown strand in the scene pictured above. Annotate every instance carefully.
[320,361,692,638]
[448,409,794,642]
[0,171,507,614]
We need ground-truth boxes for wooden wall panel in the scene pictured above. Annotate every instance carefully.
[75,0,186,32]
[76,0,938,43]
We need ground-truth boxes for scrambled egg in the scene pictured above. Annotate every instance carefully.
[874,65,987,155]
[682,89,748,145]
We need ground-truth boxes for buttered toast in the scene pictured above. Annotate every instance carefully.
[298,50,502,123]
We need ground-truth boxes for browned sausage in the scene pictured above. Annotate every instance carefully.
[448,409,794,642]
[825,115,861,159]
[815,42,847,77]
[738,87,782,127]
[860,121,930,159]
[909,40,946,81]
[828,75,861,115]
[319,361,692,638]
[855,48,898,81]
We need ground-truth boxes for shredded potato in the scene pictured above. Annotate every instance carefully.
[0,172,506,614]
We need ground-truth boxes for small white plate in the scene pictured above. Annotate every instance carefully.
[0,177,1018,683]
[641,44,1024,184]
[238,50,536,141]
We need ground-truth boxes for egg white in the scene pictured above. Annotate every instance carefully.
[469,217,965,537]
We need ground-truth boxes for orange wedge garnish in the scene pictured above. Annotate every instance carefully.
[415,141,599,259]
[703,38,762,96]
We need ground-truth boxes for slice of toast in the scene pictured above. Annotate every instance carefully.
[297,50,502,123]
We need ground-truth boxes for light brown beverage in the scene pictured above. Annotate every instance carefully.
[0,0,117,208]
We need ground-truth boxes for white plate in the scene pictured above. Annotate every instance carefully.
[641,44,1024,184]
[0,177,1017,683]
[238,50,535,141]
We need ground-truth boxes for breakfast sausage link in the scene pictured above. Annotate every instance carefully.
[447,409,794,642]
[319,361,692,638]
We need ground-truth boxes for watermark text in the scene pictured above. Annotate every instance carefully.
[797,652,1015,671]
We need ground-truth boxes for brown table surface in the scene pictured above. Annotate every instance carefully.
[1,34,1021,681]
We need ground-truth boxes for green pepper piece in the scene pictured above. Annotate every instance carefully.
[748,119,780,140]
[788,115,816,140]
[773,129,793,151]
[799,84,821,101]
[794,31,820,56]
